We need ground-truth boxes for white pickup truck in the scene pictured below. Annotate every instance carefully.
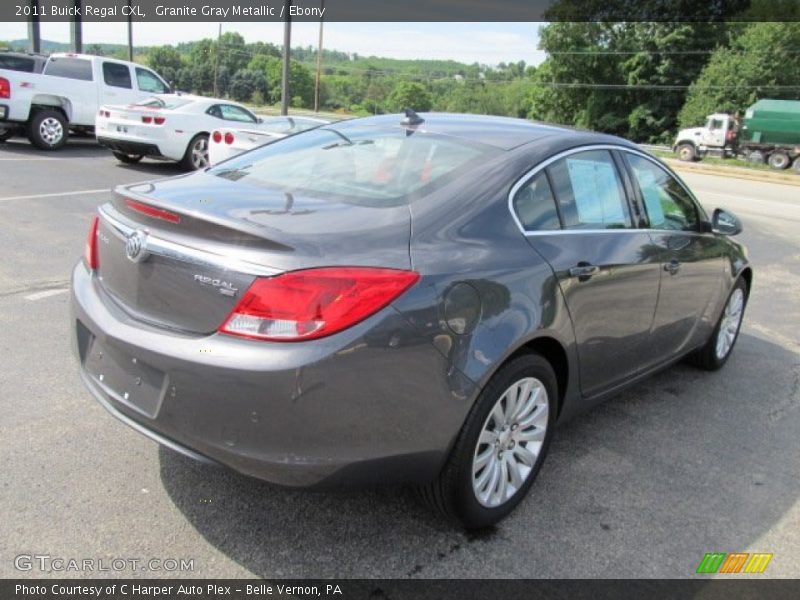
[0,53,170,150]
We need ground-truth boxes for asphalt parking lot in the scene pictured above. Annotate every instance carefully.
[0,137,798,579]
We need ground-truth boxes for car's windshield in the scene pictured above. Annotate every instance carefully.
[208,124,498,205]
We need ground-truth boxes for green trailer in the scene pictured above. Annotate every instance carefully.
[739,99,800,170]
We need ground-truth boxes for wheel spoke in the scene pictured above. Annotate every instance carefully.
[513,444,537,467]
[506,454,524,490]
[516,427,545,442]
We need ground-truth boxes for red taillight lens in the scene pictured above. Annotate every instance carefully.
[153,116,165,125]
[85,215,99,270]
[124,198,181,224]
[219,267,420,341]
[141,115,153,124]
[0,77,9,99]
[212,130,222,143]
[224,132,234,145]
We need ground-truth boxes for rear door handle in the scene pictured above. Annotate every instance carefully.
[569,264,600,280]
[664,259,681,275]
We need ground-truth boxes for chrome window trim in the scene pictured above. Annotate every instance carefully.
[99,206,282,278]
[508,144,707,237]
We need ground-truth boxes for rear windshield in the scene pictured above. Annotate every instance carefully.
[44,57,93,81]
[134,96,191,110]
[208,124,498,206]
[0,54,35,72]
[260,117,326,135]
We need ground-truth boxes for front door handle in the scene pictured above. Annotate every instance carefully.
[664,259,681,275]
[569,263,600,281]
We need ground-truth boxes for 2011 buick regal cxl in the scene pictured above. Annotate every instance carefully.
[71,111,751,528]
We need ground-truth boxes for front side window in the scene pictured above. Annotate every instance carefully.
[44,57,93,81]
[624,154,700,231]
[102,62,132,88]
[219,104,257,123]
[512,172,560,231]
[209,125,496,206]
[547,150,632,229]
[135,67,168,94]
[0,55,35,72]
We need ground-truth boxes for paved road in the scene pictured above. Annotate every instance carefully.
[0,139,797,579]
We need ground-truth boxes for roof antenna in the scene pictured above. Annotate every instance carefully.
[401,108,424,127]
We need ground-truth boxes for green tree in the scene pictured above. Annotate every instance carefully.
[147,45,183,73]
[678,22,800,128]
[386,81,433,112]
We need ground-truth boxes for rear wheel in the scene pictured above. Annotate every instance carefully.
[181,133,209,171]
[676,143,696,162]
[28,109,68,150]
[112,151,143,164]
[746,149,765,164]
[420,353,556,529]
[768,152,790,170]
[687,278,748,371]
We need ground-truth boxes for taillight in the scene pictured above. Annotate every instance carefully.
[85,215,99,270]
[0,77,10,99]
[224,132,234,145]
[125,198,181,224]
[141,115,152,124]
[219,267,420,341]
[153,116,165,125]
[212,131,222,143]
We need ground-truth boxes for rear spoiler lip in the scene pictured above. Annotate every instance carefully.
[98,203,283,278]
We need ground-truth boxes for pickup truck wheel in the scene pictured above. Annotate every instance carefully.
[181,134,209,171]
[28,109,68,150]
[676,143,696,162]
[112,152,143,164]
[767,152,790,170]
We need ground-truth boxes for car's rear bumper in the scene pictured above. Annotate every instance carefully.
[71,261,476,488]
[97,136,163,158]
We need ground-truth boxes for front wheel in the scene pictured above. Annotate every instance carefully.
[112,151,143,164]
[687,278,748,371]
[676,143,696,162]
[181,133,209,171]
[28,109,69,150]
[420,353,557,529]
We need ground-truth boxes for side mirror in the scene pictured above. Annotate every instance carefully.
[256,117,264,124]
[711,208,742,236]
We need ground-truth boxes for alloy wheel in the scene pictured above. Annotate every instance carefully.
[191,137,209,169]
[472,377,549,508]
[39,117,64,146]
[715,287,744,360]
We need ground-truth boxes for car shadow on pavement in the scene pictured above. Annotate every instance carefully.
[0,137,111,159]
[110,160,188,177]
[159,332,799,577]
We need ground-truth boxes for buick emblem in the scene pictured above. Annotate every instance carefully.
[125,230,149,263]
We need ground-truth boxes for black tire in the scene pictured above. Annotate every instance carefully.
[746,149,765,164]
[676,143,696,162]
[28,108,69,150]
[767,152,790,170]
[112,151,144,164]
[420,353,557,529]
[180,133,209,171]
[0,129,13,143]
[687,278,748,371]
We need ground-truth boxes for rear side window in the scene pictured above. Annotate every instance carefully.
[547,150,632,230]
[44,57,93,81]
[102,62,131,88]
[512,172,560,231]
[219,104,256,123]
[0,55,35,72]
[624,153,700,231]
[135,67,168,94]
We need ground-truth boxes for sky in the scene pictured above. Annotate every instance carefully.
[0,21,547,66]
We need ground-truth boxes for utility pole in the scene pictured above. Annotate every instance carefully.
[213,23,221,97]
[314,0,324,113]
[127,0,133,61]
[70,0,83,53]
[281,0,291,116]
[28,0,41,53]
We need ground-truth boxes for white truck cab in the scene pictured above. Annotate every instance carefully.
[0,53,170,149]
[672,113,735,161]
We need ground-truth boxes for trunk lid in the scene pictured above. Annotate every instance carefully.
[96,172,412,334]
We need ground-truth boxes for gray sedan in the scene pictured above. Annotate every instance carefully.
[71,112,750,528]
